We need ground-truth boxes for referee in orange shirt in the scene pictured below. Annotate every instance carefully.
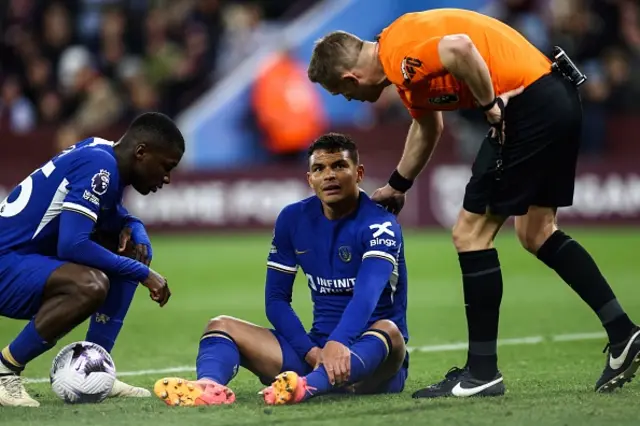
[306,8,640,398]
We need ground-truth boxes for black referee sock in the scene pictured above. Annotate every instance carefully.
[459,248,503,380]
[537,230,635,346]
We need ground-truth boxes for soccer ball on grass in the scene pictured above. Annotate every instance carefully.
[50,341,116,404]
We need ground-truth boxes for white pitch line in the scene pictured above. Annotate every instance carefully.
[26,366,195,384]
[24,331,607,384]
[552,332,606,342]
[408,335,544,353]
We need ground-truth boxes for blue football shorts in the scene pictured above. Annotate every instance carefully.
[0,251,65,319]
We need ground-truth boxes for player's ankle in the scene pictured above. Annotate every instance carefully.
[296,376,312,402]
[604,314,635,346]
[0,356,22,375]
[0,363,15,375]
[196,377,220,386]
[467,354,498,381]
[196,377,216,382]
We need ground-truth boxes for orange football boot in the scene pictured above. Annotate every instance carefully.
[260,371,317,405]
[153,377,235,406]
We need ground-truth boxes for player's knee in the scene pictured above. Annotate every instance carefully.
[73,269,110,308]
[451,211,497,252]
[369,320,405,353]
[516,227,543,254]
[205,315,239,335]
[515,209,557,254]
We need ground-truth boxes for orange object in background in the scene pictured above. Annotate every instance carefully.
[252,52,327,155]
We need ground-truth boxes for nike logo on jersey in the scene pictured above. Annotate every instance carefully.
[609,329,640,370]
[451,376,503,397]
[295,249,310,255]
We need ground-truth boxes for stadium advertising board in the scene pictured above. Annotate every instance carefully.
[112,160,640,231]
[0,158,637,231]
[1,120,638,231]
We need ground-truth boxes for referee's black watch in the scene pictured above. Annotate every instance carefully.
[480,97,498,111]
[388,169,414,193]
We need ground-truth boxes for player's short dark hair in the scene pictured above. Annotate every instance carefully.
[307,132,359,164]
[124,112,185,152]
[308,31,364,89]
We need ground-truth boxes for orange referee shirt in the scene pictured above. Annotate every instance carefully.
[377,8,552,117]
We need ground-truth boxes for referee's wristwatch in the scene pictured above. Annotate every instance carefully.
[388,169,413,193]
[480,97,505,124]
[480,97,498,112]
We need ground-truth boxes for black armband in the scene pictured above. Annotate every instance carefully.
[479,97,498,111]
[388,169,414,193]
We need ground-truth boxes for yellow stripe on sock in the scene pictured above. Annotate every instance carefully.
[1,347,23,369]
[361,331,390,358]
[200,332,233,343]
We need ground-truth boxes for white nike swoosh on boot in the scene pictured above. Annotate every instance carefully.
[451,376,503,397]
[610,329,640,370]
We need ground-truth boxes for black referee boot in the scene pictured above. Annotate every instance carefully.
[412,366,505,399]
[596,327,640,393]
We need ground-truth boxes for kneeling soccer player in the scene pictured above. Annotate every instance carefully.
[0,113,180,406]
[154,133,409,406]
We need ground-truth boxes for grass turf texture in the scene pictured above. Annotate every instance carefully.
[0,228,638,425]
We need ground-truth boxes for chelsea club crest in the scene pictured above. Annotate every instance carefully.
[338,246,352,263]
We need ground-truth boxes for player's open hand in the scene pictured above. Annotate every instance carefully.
[371,184,406,215]
[485,86,524,143]
[319,341,351,386]
[142,268,171,307]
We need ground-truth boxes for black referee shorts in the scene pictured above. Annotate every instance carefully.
[463,71,583,217]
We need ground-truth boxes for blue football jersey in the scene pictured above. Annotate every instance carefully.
[0,138,122,256]
[267,192,408,343]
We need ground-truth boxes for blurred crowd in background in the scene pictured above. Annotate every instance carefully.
[372,0,640,159]
[1,0,639,159]
[0,0,317,149]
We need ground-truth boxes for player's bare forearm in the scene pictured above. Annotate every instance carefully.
[438,34,495,106]
[396,111,443,180]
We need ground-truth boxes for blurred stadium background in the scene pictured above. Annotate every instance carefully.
[1,1,639,423]
[1,0,638,233]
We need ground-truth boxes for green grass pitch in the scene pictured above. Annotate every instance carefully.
[0,228,638,425]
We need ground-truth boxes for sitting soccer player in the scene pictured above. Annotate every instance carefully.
[154,132,409,406]
[0,112,182,407]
